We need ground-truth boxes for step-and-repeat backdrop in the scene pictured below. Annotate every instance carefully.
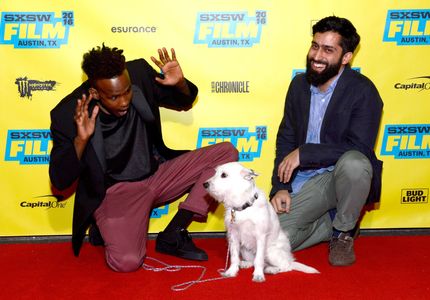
[1,0,429,236]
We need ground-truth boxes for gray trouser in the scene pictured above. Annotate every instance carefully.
[278,150,373,251]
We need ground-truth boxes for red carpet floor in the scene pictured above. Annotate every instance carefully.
[0,235,429,299]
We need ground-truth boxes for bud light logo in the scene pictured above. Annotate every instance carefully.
[401,188,428,204]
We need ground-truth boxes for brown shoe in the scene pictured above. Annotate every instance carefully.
[329,232,355,266]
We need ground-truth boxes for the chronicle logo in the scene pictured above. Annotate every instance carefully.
[380,124,430,159]
[20,195,67,209]
[394,76,430,91]
[194,11,267,48]
[4,129,52,165]
[401,188,428,204]
[383,9,430,45]
[15,77,57,98]
[211,81,250,93]
[197,126,267,161]
[0,11,74,48]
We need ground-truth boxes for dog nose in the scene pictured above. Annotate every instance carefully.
[203,182,209,189]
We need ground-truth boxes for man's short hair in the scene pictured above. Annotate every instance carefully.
[312,16,360,53]
[81,43,126,82]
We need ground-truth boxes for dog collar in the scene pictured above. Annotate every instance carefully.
[233,192,258,212]
[230,193,258,223]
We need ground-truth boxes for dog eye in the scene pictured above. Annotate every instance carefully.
[221,172,228,178]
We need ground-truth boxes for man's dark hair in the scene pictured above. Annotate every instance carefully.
[81,43,126,81]
[312,16,360,53]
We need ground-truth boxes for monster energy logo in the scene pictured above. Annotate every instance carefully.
[15,77,57,98]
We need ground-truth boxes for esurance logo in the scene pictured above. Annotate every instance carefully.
[401,188,428,204]
[380,124,430,159]
[194,11,267,48]
[394,76,430,92]
[383,9,430,45]
[5,130,52,164]
[16,77,57,98]
[197,126,267,161]
[0,11,74,48]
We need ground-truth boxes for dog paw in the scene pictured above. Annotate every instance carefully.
[264,266,280,274]
[222,269,238,278]
[240,261,253,269]
[252,274,266,282]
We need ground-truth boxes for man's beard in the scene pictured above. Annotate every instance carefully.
[305,56,342,87]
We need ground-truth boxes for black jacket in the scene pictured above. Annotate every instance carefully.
[49,59,198,256]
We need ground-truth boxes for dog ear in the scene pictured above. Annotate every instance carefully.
[243,168,259,181]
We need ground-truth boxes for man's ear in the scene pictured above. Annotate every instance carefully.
[342,52,353,65]
[89,87,99,100]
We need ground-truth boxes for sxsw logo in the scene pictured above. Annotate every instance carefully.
[0,11,74,48]
[401,188,428,204]
[4,129,52,164]
[380,124,430,159]
[291,67,361,79]
[151,205,169,218]
[383,9,430,45]
[197,126,267,161]
[194,11,267,48]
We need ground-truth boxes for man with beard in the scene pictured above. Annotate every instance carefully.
[269,16,383,266]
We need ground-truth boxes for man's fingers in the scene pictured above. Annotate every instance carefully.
[270,197,284,213]
[91,105,99,121]
[273,202,281,213]
[162,47,170,61]
[171,48,176,61]
[150,56,162,69]
[283,200,290,213]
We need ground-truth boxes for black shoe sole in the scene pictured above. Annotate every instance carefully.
[155,243,208,261]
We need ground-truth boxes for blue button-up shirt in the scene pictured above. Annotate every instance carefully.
[291,69,343,195]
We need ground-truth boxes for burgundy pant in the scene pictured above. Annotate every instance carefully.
[93,142,238,272]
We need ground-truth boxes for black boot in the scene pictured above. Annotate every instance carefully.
[155,228,208,261]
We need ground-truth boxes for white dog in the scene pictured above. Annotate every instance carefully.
[203,162,319,282]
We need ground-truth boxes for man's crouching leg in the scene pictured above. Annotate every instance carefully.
[329,150,372,266]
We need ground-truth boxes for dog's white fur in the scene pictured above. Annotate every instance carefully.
[204,162,319,282]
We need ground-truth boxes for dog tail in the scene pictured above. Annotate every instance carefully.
[291,261,319,274]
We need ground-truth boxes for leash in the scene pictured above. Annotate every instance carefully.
[142,245,231,291]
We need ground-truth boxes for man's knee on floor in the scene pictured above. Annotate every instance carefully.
[107,252,145,272]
